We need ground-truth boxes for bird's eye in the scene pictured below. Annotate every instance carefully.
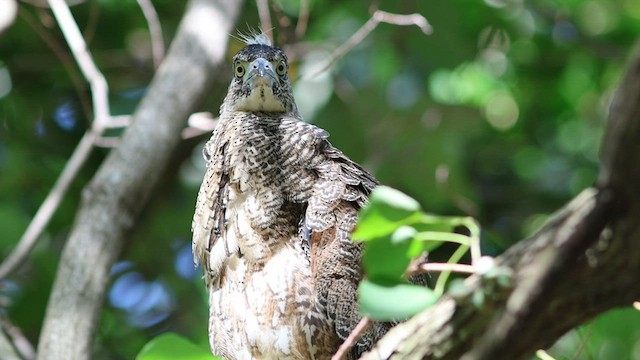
[234,63,245,78]
[276,62,287,76]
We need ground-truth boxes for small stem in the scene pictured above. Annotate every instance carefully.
[331,317,372,360]
[463,217,482,265]
[414,231,471,246]
[434,245,469,296]
[418,263,476,274]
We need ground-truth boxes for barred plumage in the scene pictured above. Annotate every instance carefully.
[192,34,383,359]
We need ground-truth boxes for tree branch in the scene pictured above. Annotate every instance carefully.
[294,0,309,40]
[35,1,244,359]
[305,10,432,80]
[0,312,34,360]
[0,0,114,280]
[361,44,640,360]
[0,130,97,279]
[136,0,165,68]
[47,0,110,127]
[256,0,272,41]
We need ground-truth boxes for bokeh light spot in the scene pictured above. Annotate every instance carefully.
[484,91,518,130]
[552,21,578,44]
[624,0,640,20]
[294,50,334,121]
[53,100,77,131]
[480,48,508,77]
[175,244,198,280]
[578,0,620,35]
[429,63,501,106]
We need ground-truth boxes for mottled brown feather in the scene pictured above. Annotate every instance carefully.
[192,38,388,360]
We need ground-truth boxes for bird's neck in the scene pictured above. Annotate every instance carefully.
[221,109,299,121]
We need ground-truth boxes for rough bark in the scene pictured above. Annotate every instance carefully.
[361,44,640,360]
[35,1,244,359]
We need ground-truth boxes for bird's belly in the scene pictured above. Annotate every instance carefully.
[209,245,331,360]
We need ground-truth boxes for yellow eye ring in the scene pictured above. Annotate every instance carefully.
[275,61,287,76]
[234,63,245,78]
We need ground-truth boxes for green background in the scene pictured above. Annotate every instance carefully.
[1,0,639,359]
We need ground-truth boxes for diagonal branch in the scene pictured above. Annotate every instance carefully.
[0,130,97,280]
[0,0,114,280]
[0,312,35,360]
[35,1,245,359]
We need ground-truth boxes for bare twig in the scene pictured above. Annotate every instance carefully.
[331,317,372,360]
[535,350,556,360]
[0,0,118,279]
[294,0,309,40]
[305,10,432,80]
[93,136,121,148]
[0,312,36,360]
[372,10,432,33]
[101,114,131,128]
[137,0,165,68]
[256,0,272,42]
[181,112,219,139]
[48,0,110,128]
[0,131,97,279]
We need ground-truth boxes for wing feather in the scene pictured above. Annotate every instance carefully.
[192,134,231,286]
[302,139,386,359]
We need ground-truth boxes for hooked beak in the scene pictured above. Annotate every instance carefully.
[245,58,277,88]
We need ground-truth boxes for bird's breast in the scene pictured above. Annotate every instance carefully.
[211,241,326,359]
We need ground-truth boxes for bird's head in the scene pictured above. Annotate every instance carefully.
[221,33,296,114]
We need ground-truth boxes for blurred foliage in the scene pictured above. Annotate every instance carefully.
[136,333,218,360]
[1,0,639,359]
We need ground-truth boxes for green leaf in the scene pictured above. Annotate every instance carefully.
[363,226,416,280]
[354,186,422,241]
[136,333,218,360]
[358,279,438,321]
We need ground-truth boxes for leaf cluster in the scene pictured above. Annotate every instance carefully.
[354,186,479,321]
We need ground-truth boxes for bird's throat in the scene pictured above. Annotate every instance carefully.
[235,83,286,113]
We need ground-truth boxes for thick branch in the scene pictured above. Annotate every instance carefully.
[35,1,244,359]
[361,44,640,360]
